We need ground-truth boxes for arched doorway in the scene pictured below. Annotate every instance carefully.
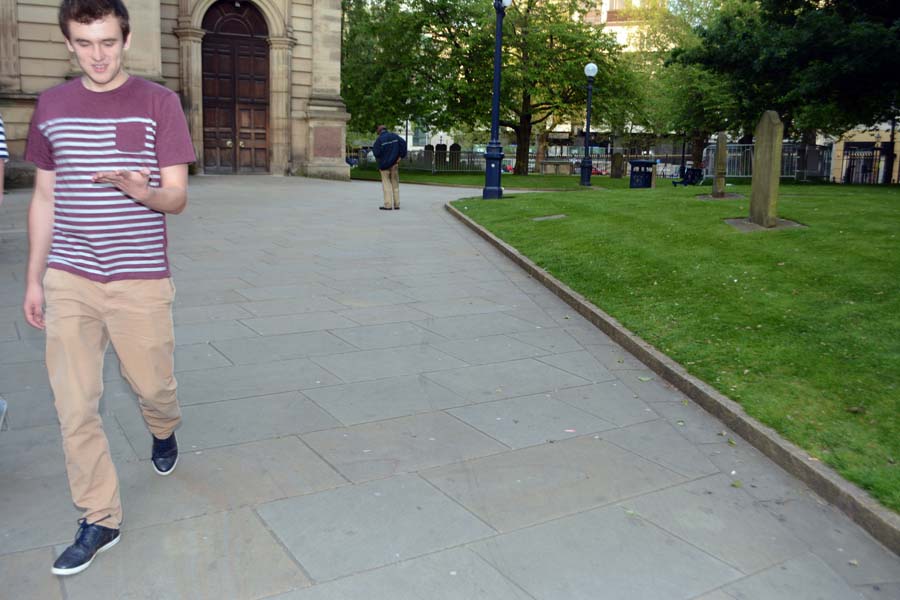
[201,1,269,173]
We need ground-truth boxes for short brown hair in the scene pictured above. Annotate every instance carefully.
[58,0,130,41]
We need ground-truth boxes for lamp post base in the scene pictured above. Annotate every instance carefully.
[580,157,593,187]
[483,143,505,199]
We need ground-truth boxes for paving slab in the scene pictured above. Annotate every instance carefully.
[0,474,78,553]
[423,436,686,532]
[0,420,137,480]
[622,474,809,573]
[302,411,507,482]
[328,321,447,350]
[302,375,467,426]
[470,503,742,600]
[448,393,616,449]
[239,295,349,317]
[174,358,342,404]
[602,419,719,478]
[309,345,467,383]
[334,304,433,326]
[761,495,900,586]
[172,319,260,345]
[537,349,617,383]
[257,474,496,582]
[211,331,357,365]
[417,312,538,340]
[269,547,534,600]
[59,508,308,600]
[239,311,360,336]
[694,553,867,600]
[115,391,341,455]
[423,358,590,404]
[532,381,659,427]
[115,437,346,531]
[0,548,64,600]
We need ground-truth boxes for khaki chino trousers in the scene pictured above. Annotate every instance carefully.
[43,268,181,528]
[379,163,400,208]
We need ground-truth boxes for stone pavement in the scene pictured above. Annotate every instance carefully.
[0,176,897,600]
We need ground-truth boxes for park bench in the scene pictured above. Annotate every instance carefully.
[672,167,705,186]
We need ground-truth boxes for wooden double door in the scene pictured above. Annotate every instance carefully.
[202,2,269,173]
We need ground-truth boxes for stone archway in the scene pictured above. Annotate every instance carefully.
[175,0,292,175]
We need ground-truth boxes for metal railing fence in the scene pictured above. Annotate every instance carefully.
[701,143,833,180]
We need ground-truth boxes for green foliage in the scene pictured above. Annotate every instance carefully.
[343,0,631,173]
[676,0,900,134]
[341,0,444,133]
[452,183,900,511]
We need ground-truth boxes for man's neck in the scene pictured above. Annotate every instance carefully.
[81,71,130,93]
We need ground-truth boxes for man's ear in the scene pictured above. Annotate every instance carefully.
[64,36,75,53]
[124,32,132,51]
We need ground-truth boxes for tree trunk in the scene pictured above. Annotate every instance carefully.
[690,130,708,166]
[535,129,549,172]
[514,118,532,175]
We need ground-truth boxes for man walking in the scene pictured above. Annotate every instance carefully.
[23,0,195,576]
[372,125,407,210]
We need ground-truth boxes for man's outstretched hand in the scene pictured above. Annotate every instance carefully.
[92,168,152,203]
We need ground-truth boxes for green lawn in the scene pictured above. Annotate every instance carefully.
[451,183,900,511]
[350,168,632,190]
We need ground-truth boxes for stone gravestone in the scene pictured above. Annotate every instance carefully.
[750,111,783,227]
[712,131,728,197]
[435,143,448,170]
[610,152,624,178]
[449,143,461,170]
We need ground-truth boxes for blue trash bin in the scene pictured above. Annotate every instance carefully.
[629,160,656,189]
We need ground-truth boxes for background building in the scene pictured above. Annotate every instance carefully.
[0,0,350,182]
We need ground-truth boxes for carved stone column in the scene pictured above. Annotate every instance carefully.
[124,0,163,80]
[269,36,294,175]
[0,0,21,90]
[303,0,349,180]
[173,23,205,172]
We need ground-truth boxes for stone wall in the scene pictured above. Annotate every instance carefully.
[0,0,349,182]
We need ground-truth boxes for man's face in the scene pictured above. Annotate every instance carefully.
[64,17,131,92]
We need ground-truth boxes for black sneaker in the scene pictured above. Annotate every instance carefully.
[52,520,120,576]
[151,433,178,476]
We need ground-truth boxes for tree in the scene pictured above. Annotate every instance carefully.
[620,0,738,163]
[341,0,444,134]
[675,0,900,135]
[412,0,629,174]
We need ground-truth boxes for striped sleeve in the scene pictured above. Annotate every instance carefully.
[0,114,8,162]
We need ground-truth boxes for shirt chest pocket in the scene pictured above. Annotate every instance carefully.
[115,123,149,153]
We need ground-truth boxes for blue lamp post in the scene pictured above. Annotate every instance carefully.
[580,62,598,187]
[483,0,513,200]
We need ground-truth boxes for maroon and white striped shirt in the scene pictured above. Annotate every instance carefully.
[25,77,195,283]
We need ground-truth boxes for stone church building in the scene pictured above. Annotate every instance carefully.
[0,0,350,181]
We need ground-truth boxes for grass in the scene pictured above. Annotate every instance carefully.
[350,168,633,190]
[451,183,900,512]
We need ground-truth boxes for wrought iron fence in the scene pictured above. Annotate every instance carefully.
[839,149,883,184]
[701,143,833,180]
[354,148,699,178]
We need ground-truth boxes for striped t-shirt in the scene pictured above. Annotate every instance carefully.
[25,76,194,283]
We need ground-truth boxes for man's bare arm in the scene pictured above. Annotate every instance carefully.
[23,168,56,329]
[91,164,188,214]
